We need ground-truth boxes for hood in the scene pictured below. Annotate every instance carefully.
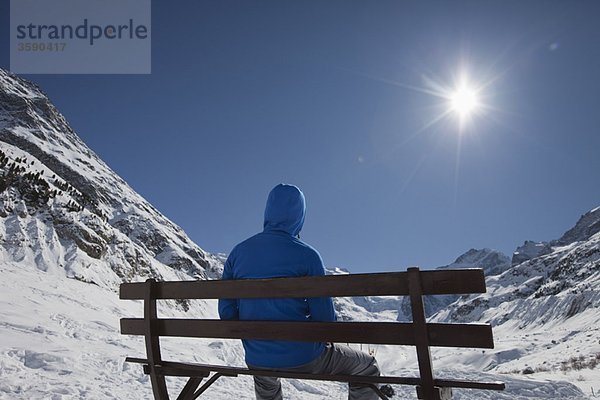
[263,184,306,236]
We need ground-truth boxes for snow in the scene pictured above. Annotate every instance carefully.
[0,259,244,399]
[0,71,43,100]
[0,258,593,399]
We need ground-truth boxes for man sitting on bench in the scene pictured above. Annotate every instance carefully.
[219,183,381,400]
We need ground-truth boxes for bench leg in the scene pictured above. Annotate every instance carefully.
[150,370,170,400]
[176,377,203,400]
[195,373,234,399]
[177,372,237,400]
[416,386,452,400]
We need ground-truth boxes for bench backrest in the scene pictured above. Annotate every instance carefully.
[120,267,492,347]
[120,267,495,400]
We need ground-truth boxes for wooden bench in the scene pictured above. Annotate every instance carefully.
[120,267,505,400]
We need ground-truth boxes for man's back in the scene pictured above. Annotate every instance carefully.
[218,184,336,368]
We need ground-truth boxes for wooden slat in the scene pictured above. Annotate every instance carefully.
[434,378,505,391]
[419,269,486,295]
[123,359,505,390]
[121,319,495,348]
[120,269,486,300]
[158,361,421,385]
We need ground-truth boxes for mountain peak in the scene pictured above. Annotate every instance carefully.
[512,240,551,266]
[554,206,600,246]
[0,69,222,289]
[448,248,511,276]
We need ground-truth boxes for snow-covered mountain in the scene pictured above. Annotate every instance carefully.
[329,249,511,323]
[510,208,600,267]
[433,208,600,396]
[331,225,598,398]
[0,69,223,291]
[0,69,594,399]
[331,211,600,397]
[438,208,600,325]
[555,207,600,246]
[444,247,512,276]
[390,248,510,321]
[512,240,551,266]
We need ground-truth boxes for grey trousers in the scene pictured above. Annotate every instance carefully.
[250,343,380,400]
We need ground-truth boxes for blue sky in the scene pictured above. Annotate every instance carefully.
[1,1,600,272]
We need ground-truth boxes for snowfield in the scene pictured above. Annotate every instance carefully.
[0,259,592,399]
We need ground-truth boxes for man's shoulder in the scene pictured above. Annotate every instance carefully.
[293,237,320,254]
[229,233,263,254]
[232,232,322,259]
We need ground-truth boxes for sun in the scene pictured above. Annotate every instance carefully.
[450,85,479,117]
[359,63,491,132]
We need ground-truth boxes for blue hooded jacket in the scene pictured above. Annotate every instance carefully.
[218,184,336,368]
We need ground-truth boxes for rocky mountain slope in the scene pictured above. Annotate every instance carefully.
[437,207,600,326]
[396,248,511,320]
[0,69,223,291]
[432,207,600,391]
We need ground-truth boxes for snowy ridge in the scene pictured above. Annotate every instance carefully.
[555,207,600,246]
[445,248,512,276]
[431,215,600,397]
[0,68,223,289]
[328,249,512,323]
[512,240,551,266]
[437,231,600,326]
[395,248,511,321]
